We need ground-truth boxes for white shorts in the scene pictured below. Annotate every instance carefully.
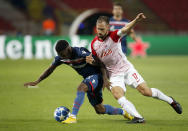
[109,67,145,92]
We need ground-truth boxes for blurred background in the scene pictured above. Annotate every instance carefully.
[1,0,188,35]
[0,0,188,59]
[0,1,188,130]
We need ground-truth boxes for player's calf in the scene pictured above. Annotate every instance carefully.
[137,83,183,114]
[111,86,125,99]
[94,104,133,120]
[137,83,152,96]
[95,104,123,115]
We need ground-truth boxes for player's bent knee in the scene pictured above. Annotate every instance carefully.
[77,83,88,92]
[94,105,105,114]
[142,90,151,96]
[111,86,124,99]
[145,88,152,96]
[95,110,105,114]
[95,109,105,114]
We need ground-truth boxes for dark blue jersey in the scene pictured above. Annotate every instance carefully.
[52,47,101,78]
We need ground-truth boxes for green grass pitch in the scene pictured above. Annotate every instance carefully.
[0,56,188,131]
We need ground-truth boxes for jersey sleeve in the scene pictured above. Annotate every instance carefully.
[110,30,127,43]
[91,37,98,56]
[110,30,121,42]
[51,56,62,66]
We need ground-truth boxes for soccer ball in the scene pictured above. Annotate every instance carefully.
[54,106,70,122]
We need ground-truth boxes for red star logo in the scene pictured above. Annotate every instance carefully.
[128,38,150,57]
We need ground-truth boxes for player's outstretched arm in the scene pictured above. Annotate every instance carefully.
[128,29,138,42]
[24,65,57,87]
[120,13,146,35]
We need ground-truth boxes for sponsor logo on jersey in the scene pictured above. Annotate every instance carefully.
[100,49,112,58]
[92,79,96,84]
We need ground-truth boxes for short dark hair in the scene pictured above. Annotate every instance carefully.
[97,16,109,25]
[113,2,123,8]
[55,40,69,53]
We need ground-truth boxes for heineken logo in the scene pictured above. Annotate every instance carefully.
[0,35,91,59]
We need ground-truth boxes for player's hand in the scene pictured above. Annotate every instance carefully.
[86,53,94,64]
[135,13,146,22]
[102,78,111,91]
[24,81,39,87]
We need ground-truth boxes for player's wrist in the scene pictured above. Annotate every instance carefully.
[90,59,96,65]
[134,18,139,23]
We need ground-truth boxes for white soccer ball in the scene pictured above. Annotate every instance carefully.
[54,106,70,122]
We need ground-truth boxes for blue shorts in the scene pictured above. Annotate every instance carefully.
[82,74,103,106]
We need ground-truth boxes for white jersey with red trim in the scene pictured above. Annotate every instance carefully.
[91,30,132,77]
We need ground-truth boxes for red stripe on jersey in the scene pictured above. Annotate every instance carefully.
[91,36,98,56]
[109,30,120,43]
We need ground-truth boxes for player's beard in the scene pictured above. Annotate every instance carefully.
[98,32,108,40]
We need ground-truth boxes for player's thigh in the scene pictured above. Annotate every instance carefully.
[87,90,103,107]
[109,74,126,92]
[125,67,145,89]
[83,74,103,106]
[82,74,103,92]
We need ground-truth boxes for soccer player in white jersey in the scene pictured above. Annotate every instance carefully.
[86,13,182,123]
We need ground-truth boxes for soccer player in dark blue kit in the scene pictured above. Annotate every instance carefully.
[110,2,139,54]
[24,40,133,124]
